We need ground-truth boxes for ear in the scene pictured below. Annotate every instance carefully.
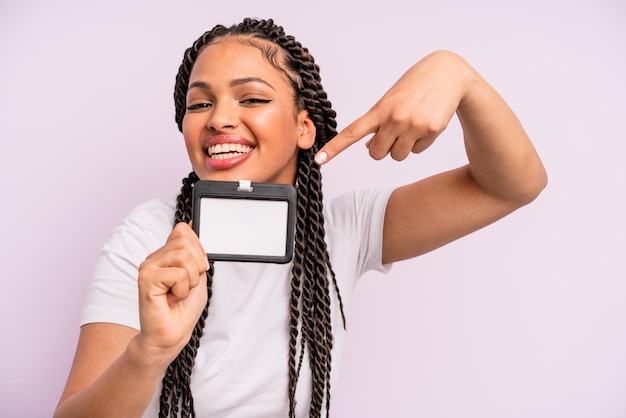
[296,110,316,150]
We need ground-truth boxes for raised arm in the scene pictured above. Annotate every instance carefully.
[54,223,209,418]
[316,50,547,264]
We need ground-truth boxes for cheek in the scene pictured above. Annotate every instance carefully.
[182,110,209,131]
[182,115,204,143]
[182,114,194,136]
[254,105,297,131]
[256,117,299,151]
[181,118,202,158]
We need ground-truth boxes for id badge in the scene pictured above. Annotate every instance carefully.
[192,180,296,263]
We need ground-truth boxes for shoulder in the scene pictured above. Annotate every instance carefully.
[104,198,177,252]
[324,187,394,227]
[322,187,395,277]
[123,198,177,228]
[322,187,394,250]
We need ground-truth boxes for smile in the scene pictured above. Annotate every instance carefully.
[207,143,253,160]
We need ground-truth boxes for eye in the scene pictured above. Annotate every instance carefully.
[241,98,272,106]
[186,102,212,111]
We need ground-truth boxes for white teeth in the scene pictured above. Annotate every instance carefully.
[207,143,252,159]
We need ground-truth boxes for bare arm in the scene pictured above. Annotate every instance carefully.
[54,223,209,417]
[54,324,161,418]
[316,51,547,264]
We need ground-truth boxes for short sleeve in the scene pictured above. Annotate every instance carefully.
[80,199,176,330]
[324,187,394,278]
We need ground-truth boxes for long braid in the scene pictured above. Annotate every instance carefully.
[158,172,214,418]
[296,150,330,417]
[288,150,309,416]
[164,18,345,417]
[281,21,345,416]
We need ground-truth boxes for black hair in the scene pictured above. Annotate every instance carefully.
[160,18,344,418]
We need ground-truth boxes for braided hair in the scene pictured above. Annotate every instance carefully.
[159,18,346,418]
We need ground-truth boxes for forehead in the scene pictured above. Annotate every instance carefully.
[189,37,288,84]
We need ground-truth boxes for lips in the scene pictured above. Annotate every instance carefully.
[203,136,255,170]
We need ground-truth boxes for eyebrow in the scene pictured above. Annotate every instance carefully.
[187,77,276,91]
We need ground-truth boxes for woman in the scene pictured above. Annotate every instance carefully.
[55,18,547,418]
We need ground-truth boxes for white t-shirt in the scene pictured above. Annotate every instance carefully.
[81,187,393,417]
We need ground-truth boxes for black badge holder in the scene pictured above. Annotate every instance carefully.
[192,180,297,263]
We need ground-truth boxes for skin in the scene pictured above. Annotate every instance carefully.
[312,50,548,263]
[54,37,547,417]
[183,37,316,185]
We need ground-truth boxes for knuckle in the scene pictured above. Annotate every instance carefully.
[172,222,190,235]
[388,108,411,125]
[420,118,447,136]
[341,124,360,140]
[173,267,189,282]
[177,248,196,266]
[388,108,447,137]
[368,147,387,161]
[139,258,157,274]
[137,263,158,288]
[412,142,427,153]
[390,148,408,161]
[174,234,202,257]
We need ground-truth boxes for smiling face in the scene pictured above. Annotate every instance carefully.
[182,36,315,185]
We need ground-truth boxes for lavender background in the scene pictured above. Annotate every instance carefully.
[1,0,625,416]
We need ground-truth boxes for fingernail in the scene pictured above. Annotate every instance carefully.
[314,151,328,165]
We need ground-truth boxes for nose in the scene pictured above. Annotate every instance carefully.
[207,100,238,131]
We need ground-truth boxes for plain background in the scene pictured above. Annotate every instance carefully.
[1,0,625,417]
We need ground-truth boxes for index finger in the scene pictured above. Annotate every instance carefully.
[314,111,379,165]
